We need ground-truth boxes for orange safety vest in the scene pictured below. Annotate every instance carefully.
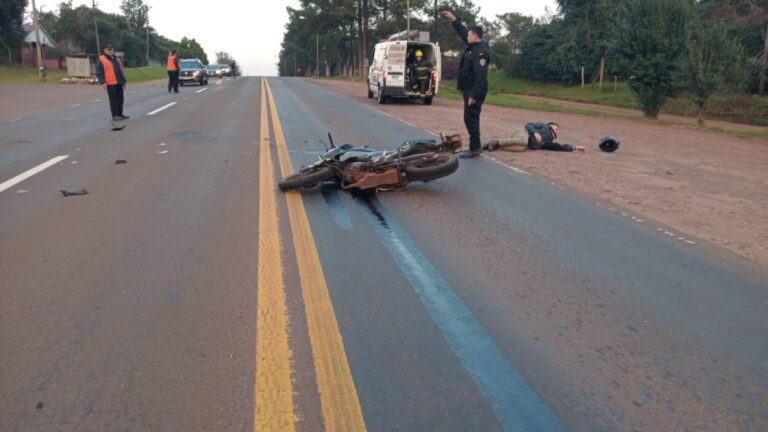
[167,54,178,71]
[99,54,122,85]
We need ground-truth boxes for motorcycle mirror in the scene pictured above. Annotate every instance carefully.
[327,132,336,149]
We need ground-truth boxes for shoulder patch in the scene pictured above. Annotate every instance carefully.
[479,58,487,67]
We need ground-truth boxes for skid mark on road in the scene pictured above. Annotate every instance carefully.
[353,193,566,432]
[321,186,353,230]
[266,78,368,432]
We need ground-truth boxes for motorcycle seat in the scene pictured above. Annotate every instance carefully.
[340,150,386,163]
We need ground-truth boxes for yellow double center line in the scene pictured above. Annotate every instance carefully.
[255,77,367,431]
[255,78,295,431]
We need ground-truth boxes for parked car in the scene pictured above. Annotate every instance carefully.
[368,31,442,105]
[206,64,221,78]
[218,64,232,77]
[179,58,208,86]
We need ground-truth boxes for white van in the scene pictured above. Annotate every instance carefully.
[367,31,442,105]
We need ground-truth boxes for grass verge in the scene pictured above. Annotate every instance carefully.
[0,66,166,84]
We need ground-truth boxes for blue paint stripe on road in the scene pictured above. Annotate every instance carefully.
[357,196,566,432]
[321,186,353,230]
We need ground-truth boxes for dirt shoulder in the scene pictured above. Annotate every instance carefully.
[310,78,768,270]
[517,94,768,135]
[0,80,164,123]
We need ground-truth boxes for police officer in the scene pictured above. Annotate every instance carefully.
[410,49,433,97]
[96,45,129,121]
[442,11,490,158]
[167,49,180,93]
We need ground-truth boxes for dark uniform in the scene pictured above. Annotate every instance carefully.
[524,122,575,152]
[452,19,490,153]
[410,58,433,95]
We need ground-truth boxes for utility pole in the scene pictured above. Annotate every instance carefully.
[316,33,319,77]
[92,0,101,55]
[406,0,411,33]
[145,5,150,66]
[30,0,44,80]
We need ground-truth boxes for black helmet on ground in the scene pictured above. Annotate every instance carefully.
[598,136,620,152]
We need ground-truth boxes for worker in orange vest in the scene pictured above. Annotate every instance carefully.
[96,45,129,121]
[167,50,180,93]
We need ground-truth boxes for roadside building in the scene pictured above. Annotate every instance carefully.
[21,23,64,70]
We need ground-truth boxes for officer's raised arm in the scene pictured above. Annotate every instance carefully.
[442,11,469,45]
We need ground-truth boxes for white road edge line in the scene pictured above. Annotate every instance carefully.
[0,155,69,193]
[71,104,81,107]
[195,88,208,94]
[146,101,177,116]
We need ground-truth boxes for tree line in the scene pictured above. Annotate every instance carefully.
[0,0,241,70]
[279,0,768,121]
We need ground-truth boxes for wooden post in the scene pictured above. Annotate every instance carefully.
[759,25,767,96]
[92,0,100,55]
[599,57,605,92]
[30,0,45,80]
[581,66,585,88]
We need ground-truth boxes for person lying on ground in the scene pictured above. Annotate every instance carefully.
[483,122,585,153]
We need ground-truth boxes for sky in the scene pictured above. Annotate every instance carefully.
[29,0,558,76]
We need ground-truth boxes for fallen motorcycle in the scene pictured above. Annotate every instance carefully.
[278,133,462,191]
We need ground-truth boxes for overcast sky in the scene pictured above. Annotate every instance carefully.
[30,0,558,76]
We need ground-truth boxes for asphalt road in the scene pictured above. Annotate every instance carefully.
[1,76,767,432]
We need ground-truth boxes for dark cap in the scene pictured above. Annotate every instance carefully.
[171,49,176,54]
[104,44,113,50]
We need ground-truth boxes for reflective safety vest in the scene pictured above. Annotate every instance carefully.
[99,54,122,85]
[167,54,178,71]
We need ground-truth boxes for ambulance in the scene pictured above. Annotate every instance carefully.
[367,30,442,105]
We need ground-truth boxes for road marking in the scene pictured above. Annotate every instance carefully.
[9,117,22,122]
[357,196,566,432]
[93,99,101,103]
[254,77,296,432]
[266,78,368,432]
[216,81,223,86]
[70,103,81,107]
[195,88,207,94]
[146,102,177,116]
[0,155,69,193]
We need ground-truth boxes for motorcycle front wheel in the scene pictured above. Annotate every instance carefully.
[404,154,459,182]
[278,166,334,191]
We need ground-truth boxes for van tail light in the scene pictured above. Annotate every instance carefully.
[431,71,436,87]
[383,72,387,87]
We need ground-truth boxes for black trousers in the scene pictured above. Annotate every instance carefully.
[463,93,483,152]
[168,70,179,93]
[106,84,124,118]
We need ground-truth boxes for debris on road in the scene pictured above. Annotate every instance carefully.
[60,189,88,197]
[16,189,27,194]
[115,160,127,164]
[157,150,168,154]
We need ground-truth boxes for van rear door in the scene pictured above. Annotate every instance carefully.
[385,41,406,89]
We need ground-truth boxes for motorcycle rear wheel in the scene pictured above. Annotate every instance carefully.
[278,166,334,191]
[404,154,459,182]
